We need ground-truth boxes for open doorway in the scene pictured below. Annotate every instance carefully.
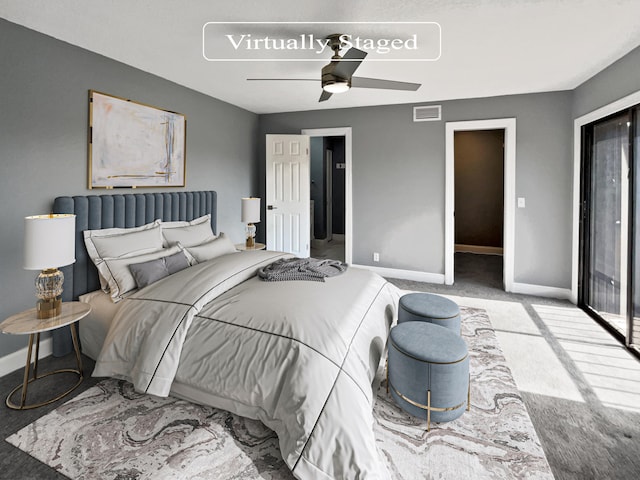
[302,127,352,264]
[445,118,516,290]
[309,136,346,262]
[454,129,504,289]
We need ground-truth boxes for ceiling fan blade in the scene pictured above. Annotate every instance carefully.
[319,90,333,102]
[351,76,421,91]
[332,48,367,79]
[247,78,318,82]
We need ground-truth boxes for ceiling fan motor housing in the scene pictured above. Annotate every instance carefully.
[321,61,350,91]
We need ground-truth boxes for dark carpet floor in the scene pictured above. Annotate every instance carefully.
[0,354,100,479]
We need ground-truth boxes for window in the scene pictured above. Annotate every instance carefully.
[580,105,640,354]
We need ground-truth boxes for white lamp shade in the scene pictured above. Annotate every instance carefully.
[24,214,76,270]
[241,198,261,224]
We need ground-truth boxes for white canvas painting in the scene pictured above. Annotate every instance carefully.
[90,91,186,188]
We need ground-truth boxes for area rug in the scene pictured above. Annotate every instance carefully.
[6,306,554,479]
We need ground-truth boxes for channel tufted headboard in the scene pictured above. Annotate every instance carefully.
[51,191,217,356]
[53,191,217,301]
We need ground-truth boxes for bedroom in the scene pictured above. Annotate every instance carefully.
[1,1,640,479]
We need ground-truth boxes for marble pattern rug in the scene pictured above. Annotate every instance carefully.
[6,307,554,479]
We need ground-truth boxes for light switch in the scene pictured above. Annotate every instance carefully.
[517,197,526,208]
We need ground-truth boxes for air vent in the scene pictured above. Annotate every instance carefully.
[413,105,441,122]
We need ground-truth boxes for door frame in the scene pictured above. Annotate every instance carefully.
[445,118,516,290]
[572,89,640,304]
[301,127,352,264]
[578,110,635,347]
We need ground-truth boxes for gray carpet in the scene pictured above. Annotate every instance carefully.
[0,354,102,479]
[388,252,640,480]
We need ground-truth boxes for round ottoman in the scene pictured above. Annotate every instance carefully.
[388,321,469,430]
[398,293,461,335]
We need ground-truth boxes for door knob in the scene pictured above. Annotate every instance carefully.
[267,205,277,210]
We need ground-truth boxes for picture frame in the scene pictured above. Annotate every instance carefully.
[88,90,186,189]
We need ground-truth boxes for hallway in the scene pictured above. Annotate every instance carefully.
[310,236,345,263]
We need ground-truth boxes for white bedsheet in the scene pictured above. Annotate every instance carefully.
[78,289,121,360]
[92,250,400,479]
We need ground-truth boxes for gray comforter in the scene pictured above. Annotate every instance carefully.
[93,250,400,479]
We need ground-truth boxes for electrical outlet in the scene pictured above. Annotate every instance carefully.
[373,252,380,262]
[517,197,526,208]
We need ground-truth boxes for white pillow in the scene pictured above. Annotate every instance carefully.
[161,214,210,229]
[84,220,163,291]
[99,244,195,303]
[161,214,216,247]
[185,233,237,263]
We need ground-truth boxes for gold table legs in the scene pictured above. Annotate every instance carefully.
[6,324,83,410]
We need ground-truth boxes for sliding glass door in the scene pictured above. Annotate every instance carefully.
[632,108,640,349]
[581,106,639,353]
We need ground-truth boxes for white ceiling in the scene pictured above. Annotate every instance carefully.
[2,0,640,114]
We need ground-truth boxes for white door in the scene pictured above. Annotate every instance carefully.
[266,134,311,257]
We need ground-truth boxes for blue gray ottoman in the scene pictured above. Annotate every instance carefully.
[398,292,461,335]
[388,321,469,431]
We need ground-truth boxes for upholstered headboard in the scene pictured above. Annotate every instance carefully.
[50,191,217,356]
[53,191,217,302]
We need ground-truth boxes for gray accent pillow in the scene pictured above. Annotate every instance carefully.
[129,251,191,289]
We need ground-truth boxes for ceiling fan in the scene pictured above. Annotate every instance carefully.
[247,34,421,102]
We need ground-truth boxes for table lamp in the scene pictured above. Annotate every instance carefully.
[241,198,260,248]
[23,214,76,319]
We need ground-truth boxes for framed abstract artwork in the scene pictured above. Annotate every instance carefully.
[88,90,186,188]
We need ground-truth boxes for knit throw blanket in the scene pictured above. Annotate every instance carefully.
[258,258,348,282]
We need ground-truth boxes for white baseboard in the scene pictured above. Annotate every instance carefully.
[455,244,503,255]
[0,337,52,377]
[352,264,445,284]
[510,282,573,301]
[353,265,573,302]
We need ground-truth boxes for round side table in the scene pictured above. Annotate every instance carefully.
[235,242,266,251]
[0,302,91,410]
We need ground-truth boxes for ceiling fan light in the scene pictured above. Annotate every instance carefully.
[323,81,350,94]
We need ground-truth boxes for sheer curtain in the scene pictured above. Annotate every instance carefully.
[587,113,629,332]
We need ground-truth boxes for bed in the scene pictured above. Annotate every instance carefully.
[52,191,400,480]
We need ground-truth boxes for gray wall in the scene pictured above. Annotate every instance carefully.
[259,90,574,287]
[454,130,504,248]
[0,20,259,358]
[573,45,640,118]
